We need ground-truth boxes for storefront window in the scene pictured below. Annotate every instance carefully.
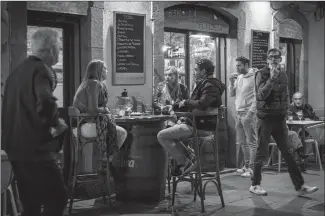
[163,32,186,85]
[189,34,217,93]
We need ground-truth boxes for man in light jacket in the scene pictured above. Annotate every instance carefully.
[229,56,257,178]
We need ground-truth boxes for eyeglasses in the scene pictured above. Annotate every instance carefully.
[267,55,281,60]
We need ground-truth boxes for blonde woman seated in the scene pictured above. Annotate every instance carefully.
[73,60,127,173]
[153,66,189,126]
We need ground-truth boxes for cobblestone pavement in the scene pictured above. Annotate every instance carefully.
[65,169,324,216]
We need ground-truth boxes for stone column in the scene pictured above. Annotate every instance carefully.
[80,2,104,79]
[152,1,165,89]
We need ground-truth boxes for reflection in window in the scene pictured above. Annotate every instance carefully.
[163,32,186,85]
[189,34,217,93]
[27,26,64,107]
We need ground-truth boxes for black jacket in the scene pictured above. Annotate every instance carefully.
[255,67,289,119]
[288,103,319,121]
[2,56,60,161]
[174,77,225,129]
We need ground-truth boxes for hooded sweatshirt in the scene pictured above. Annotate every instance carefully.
[229,68,257,113]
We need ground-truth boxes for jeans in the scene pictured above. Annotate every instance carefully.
[11,160,67,216]
[235,111,257,169]
[251,116,304,190]
[157,122,210,165]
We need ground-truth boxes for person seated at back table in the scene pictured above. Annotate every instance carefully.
[153,66,189,116]
[157,58,226,176]
[288,92,320,138]
[289,92,319,121]
[73,60,127,174]
[270,125,308,172]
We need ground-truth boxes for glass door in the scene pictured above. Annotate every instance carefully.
[189,33,217,94]
[163,32,187,85]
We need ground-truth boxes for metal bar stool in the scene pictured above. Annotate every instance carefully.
[171,109,225,213]
[68,107,111,214]
[1,150,20,216]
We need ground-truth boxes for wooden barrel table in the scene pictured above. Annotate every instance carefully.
[113,115,173,202]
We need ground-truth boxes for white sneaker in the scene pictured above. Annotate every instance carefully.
[249,185,267,196]
[237,166,247,175]
[298,185,319,196]
[241,168,253,178]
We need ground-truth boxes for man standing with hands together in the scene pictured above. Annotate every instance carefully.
[249,48,318,196]
[229,56,257,178]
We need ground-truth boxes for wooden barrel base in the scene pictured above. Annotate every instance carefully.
[113,122,167,203]
[115,177,163,203]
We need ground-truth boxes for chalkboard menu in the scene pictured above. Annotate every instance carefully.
[113,11,146,85]
[251,30,270,69]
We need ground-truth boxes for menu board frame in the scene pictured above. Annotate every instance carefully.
[250,30,270,69]
[113,11,146,85]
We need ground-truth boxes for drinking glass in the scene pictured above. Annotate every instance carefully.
[297,111,303,121]
[125,99,133,117]
[145,104,153,116]
[160,104,164,115]
[287,111,293,122]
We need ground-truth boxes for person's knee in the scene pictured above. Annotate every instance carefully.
[157,129,168,142]
[118,126,127,143]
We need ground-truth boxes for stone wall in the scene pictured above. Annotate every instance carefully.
[27,1,88,15]
[103,1,153,108]
[307,14,324,112]
[79,2,104,80]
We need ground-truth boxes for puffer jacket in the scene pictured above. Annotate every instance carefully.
[255,66,289,118]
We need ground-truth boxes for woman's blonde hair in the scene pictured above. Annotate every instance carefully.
[83,60,106,81]
[165,66,179,76]
[165,66,179,83]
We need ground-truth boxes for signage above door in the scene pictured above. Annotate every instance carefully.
[164,6,230,35]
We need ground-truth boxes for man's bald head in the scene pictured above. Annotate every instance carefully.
[292,92,304,107]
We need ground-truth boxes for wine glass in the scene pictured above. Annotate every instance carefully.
[297,111,303,121]
[160,103,164,115]
[125,99,133,117]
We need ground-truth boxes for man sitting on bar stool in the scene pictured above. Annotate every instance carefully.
[157,58,226,176]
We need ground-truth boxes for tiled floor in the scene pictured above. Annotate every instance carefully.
[65,168,324,216]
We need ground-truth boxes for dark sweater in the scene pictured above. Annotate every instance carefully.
[2,56,60,161]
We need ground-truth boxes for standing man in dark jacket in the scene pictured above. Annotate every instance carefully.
[249,48,318,196]
[2,28,68,216]
[157,58,226,176]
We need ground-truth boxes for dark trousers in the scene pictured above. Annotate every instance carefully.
[251,116,304,191]
[11,160,67,216]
